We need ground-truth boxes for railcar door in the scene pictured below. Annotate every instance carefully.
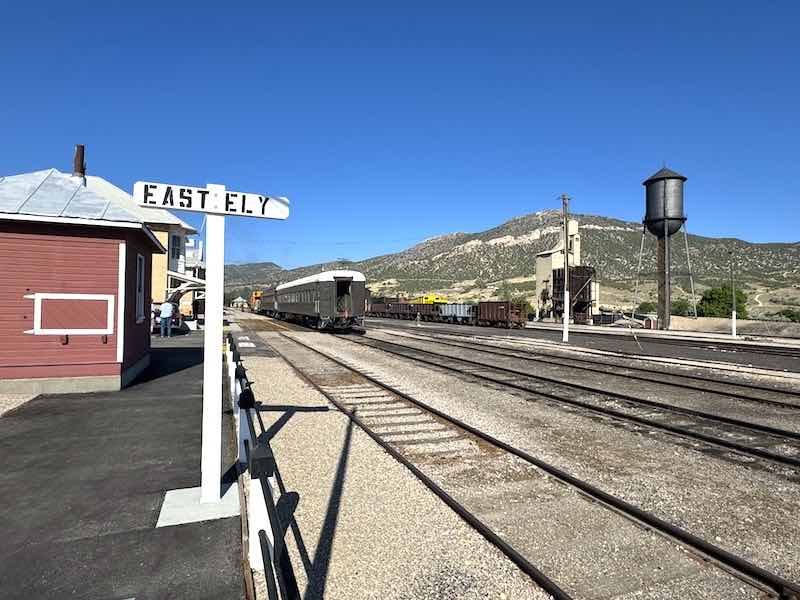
[335,278,353,317]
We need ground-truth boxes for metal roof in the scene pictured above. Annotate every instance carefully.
[276,270,366,290]
[642,167,687,185]
[86,175,197,234]
[0,168,196,236]
[0,168,166,253]
[0,169,143,223]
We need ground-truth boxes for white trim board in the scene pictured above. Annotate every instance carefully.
[24,292,115,335]
[117,243,126,362]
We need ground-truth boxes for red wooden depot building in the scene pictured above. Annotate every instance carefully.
[0,154,165,394]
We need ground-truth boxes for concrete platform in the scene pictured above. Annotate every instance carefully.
[0,332,243,600]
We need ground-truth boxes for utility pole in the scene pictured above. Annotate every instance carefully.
[730,248,737,337]
[561,194,570,343]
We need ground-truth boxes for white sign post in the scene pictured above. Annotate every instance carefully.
[134,181,289,504]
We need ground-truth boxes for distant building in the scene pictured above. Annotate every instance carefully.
[174,236,205,316]
[535,219,580,314]
[230,296,249,310]
[0,167,165,393]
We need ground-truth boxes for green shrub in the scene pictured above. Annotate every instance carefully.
[697,287,748,319]
[773,308,800,322]
[636,301,657,313]
[671,298,693,316]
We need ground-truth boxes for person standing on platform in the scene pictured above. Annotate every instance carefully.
[159,300,174,338]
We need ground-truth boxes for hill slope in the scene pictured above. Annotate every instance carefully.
[225,210,800,312]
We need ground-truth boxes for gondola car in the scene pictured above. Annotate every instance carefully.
[273,270,366,330]
[477,301,525,328]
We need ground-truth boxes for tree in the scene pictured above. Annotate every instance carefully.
[671,298,692,317]
[636,301,657,314]
[697,286,748,319]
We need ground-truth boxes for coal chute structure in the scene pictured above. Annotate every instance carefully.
[638,167,695,330]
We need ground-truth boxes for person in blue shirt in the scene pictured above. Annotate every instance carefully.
[159,301,174,338]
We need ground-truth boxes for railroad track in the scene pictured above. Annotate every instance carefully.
[268,332,800,599]
[337,334,800,472]
[374,328,800,410]
[367,318,800,369]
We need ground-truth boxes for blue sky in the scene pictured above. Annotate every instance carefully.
[2,2,798,268]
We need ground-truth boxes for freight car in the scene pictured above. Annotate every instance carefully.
[393,302,416,320]
[476,301,526,328]
[439,303,475,324]
[367,299,526,328]
[256,270,366,330]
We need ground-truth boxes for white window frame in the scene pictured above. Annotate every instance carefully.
[23,293,115,336]
[136,254,146,323]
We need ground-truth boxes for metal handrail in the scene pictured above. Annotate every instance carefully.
[230,334,299,600]
[258,530,279,600]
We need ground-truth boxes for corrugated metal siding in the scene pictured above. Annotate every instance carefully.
[0,224,120,378]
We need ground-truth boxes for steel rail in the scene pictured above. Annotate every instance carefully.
[281,333,800,599]
[379,328,800,408]
[340,335,800,470]
[366,318,800,370]
[271,334,574,600]
[351,334,800,441]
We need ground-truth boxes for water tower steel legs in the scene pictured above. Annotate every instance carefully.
[630,225,647,321]
[682,226,698,318]
[657,221,671,329]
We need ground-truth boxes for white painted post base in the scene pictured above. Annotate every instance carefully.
[249,475,274,572]
[732,310,737,337]
[562,290,570,343]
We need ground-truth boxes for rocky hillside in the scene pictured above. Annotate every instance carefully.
[225,210,800,310]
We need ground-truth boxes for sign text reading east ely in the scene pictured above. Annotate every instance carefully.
[133,181,289,220]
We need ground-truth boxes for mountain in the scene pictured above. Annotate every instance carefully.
[224,210,800,312]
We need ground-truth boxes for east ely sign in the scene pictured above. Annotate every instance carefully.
[132,178,289,505]
[133,181,289,219]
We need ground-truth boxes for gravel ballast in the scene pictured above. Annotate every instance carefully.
[242,346,550,600]
[293,330,800,588]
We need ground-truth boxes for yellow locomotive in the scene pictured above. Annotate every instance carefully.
[411,293,448,305]
[249,290,263,311]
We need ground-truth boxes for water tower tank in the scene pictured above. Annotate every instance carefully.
[643,167,686,237]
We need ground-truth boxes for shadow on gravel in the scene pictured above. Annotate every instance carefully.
[256,404,330,443]
[301,413,356,600]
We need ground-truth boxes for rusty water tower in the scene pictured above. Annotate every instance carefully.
[642,167,688,329]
